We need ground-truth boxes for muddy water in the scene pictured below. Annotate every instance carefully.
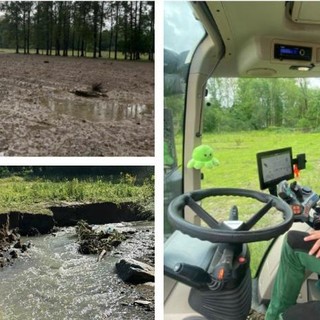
[40,96,153,122]
[0,222,154,320]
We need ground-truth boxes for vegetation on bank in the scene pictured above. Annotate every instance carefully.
[0,171,154,215]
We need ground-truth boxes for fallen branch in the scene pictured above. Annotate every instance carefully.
[97,249,107,262]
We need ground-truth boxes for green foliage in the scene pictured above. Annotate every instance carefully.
[204,78,320,133]
[0,174,154,215]
[0,167,10,178]
[203,102,221,132]
[165,94,185,134]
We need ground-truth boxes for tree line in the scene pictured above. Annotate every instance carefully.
[0,1,154,60]
[203,78,320,132]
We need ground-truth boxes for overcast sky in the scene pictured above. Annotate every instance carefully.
[164,1,205,54]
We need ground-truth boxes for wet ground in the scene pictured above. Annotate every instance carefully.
[0,221,154,320]
[0,54,154,156]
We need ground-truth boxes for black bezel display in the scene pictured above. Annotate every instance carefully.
[257,147,294,190]
[274,44,312,61]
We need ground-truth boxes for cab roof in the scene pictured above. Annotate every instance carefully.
[203,1,320,77]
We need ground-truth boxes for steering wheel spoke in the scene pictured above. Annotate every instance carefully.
[241,199,273,231]
[186,196,219,228]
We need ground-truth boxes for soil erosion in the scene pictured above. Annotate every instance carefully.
[0,54,154,156]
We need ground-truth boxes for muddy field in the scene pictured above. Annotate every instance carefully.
[0,53,154,156]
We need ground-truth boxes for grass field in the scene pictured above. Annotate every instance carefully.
[0,48,151,61]
[176,130,320,189]
[0,174,154,215]
[175,130,320,274]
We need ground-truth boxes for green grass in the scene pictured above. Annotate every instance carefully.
[0,48,15,54]
[175,130,320,275]
[0,175,154,216]
[201,130,320,189]
[0,48,151,61]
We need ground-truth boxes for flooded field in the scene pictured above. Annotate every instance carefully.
[0,54,154,156]
[41,96,153,122]
[0,222,154,320]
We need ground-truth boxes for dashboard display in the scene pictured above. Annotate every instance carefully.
[274,44,312,61]
[257,147,294,190]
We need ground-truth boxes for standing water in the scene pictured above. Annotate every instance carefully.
[40,96,153,122]
[0,222,154,320]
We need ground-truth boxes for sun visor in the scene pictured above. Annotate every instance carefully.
[289,2,320,25]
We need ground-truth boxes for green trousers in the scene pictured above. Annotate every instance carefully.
[265,231,320,320]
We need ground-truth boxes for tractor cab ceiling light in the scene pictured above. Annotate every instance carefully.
[290,63,315,71]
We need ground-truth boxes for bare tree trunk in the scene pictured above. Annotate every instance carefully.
[114,2,119,60]
[108,9,114,59]
[149,1,154,61]
[92,2,99,58]
[129,1,134,60]
[135,1,143,60]
[27,6,31,54]
[98,2,104,58]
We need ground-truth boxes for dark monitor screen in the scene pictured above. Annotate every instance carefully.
[257,147,294,190]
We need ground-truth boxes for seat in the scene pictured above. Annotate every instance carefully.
[281,301,320,320]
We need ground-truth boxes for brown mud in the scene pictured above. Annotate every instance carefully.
[0,54,154,156]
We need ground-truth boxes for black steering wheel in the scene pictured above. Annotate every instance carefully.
[168,188,293,243]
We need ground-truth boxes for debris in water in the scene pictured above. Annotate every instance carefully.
[97,249,107,262]
[76,220,125,255]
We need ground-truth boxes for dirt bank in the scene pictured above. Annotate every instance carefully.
[0,201,154,235]
[0,54,154,156]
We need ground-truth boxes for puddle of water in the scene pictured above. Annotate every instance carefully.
[39,96,153,122]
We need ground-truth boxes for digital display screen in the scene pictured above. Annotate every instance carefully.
[257,147,294,190]
[274,44,312,61]
[279,47,300,55]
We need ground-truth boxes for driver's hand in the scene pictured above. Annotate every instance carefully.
[304,230,320,258]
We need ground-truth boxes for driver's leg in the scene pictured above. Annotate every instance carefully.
[265,230,320,320]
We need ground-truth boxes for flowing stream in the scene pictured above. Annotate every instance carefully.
[0,222,154,320]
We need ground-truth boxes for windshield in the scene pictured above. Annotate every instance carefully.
[201,76,320,274]
[164,1,205,235]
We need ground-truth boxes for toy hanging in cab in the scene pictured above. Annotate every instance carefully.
[187,144,220,170]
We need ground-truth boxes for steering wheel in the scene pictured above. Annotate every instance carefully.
[168,188,293,243]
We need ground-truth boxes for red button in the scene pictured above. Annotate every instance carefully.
[238,256,246,263]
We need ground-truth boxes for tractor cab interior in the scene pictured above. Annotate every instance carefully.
[164,1,320,319]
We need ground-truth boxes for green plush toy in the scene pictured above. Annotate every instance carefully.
[187,145,219,170]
